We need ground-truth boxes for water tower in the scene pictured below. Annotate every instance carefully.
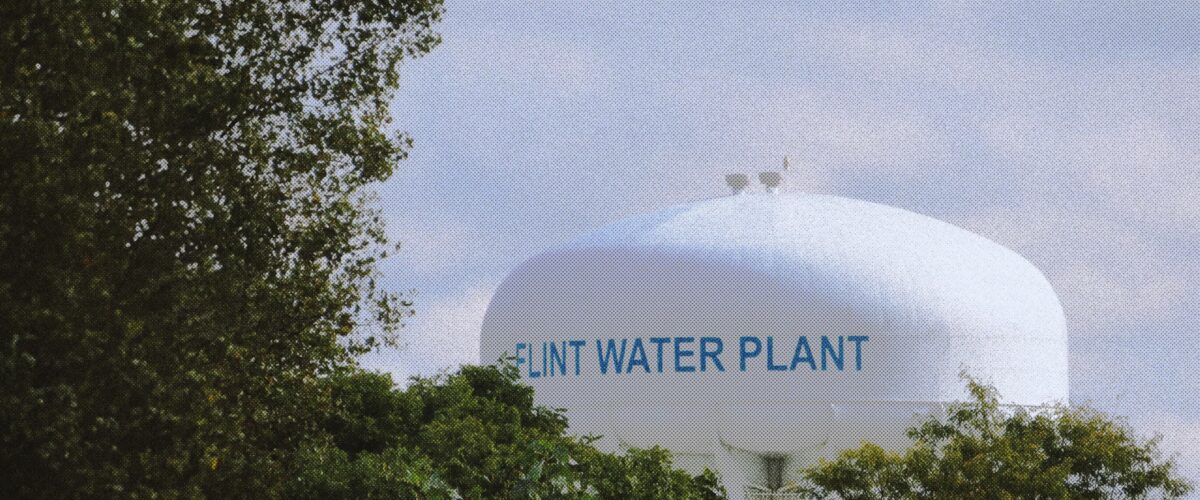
[478,172,1068,498]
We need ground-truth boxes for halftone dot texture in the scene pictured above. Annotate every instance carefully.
[371,2,1200,496]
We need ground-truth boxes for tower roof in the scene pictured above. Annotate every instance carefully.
[557,192,1064,338]
[481,192,1069,406]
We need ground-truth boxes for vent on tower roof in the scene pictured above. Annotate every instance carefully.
[726,173,750,194]
[759,172,782,193]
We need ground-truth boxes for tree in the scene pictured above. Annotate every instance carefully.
[0,0,441,496]
[801,377,1192,499]
[572,443,726,500]
[288,363,728,499]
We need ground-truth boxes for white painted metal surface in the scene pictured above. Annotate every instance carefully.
[479,192,1069,497]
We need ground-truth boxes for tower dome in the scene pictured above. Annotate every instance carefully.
[479,192,1068,497]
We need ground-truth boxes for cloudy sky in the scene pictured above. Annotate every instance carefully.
[361,0,1199,485]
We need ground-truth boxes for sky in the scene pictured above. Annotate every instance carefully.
[360,0,1200,487]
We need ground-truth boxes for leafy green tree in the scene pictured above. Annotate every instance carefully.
[287,443,460,500]
[801,377,1192,499]
[0,0,441,496]
[289,363,727,499]
[573,443,726,500]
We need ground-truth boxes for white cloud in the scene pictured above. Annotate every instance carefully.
[980,109,1200,227]
[743,90,955,177]
[441,29,617,103]
[806,21,1034,89]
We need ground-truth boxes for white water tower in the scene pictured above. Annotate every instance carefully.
[479,178,1068,498]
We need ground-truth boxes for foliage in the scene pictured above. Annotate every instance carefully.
[0,0,441,496]
[572,444,726,500]
[801,376,1193,499]
[288,363,728,499]
[287,444,459,500]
